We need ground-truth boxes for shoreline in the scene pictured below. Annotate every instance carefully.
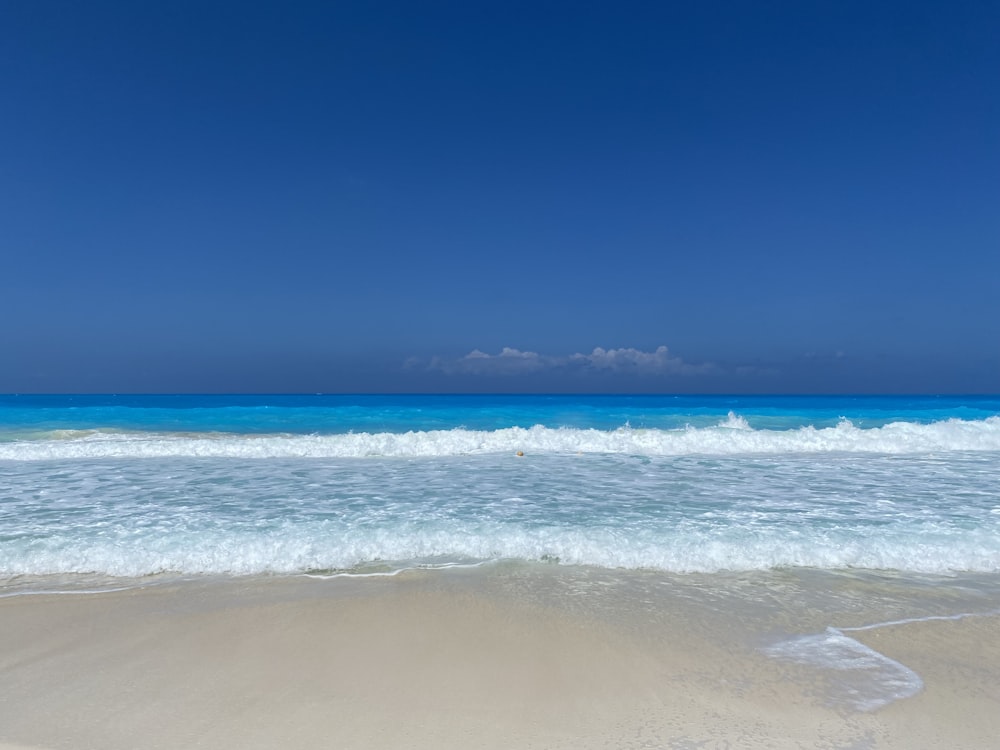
[1,567,998,749]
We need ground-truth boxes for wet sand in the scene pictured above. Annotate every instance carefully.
[1,570,997,749]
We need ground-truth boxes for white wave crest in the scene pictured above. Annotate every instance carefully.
[3,519,998,577]
[2,416,999,461]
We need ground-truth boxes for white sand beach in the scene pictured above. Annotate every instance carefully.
[1,571,997,749]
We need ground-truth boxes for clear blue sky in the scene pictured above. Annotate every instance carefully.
[2,0,997,393]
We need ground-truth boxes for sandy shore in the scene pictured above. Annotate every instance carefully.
[1,570,997,749]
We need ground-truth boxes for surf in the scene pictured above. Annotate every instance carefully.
[2,415,1000,460]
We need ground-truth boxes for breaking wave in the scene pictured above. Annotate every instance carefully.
[2,414,999,461]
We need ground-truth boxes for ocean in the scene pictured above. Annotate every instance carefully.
[3,393,999,579]
[2,393,999,714]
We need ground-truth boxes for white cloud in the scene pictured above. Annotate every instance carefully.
[569,345,700,373]
[411,345,715,377]
[425,347,546,375]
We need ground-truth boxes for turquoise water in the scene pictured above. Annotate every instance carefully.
[3,393,999,434]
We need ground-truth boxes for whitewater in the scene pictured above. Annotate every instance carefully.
[2,394,999,579]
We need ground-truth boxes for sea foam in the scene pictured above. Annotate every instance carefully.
[2,415,999,460]
[763,627,924,711]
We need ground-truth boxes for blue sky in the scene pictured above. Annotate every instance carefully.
[2,0,997,393]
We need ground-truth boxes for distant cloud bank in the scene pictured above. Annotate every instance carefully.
[407,346,716,377]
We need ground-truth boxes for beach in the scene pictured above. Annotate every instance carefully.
[2,567,998,749]
[3,394,999,748]
[6,0,998,739]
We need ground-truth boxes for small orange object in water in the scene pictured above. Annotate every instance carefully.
[515,451,524,457]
